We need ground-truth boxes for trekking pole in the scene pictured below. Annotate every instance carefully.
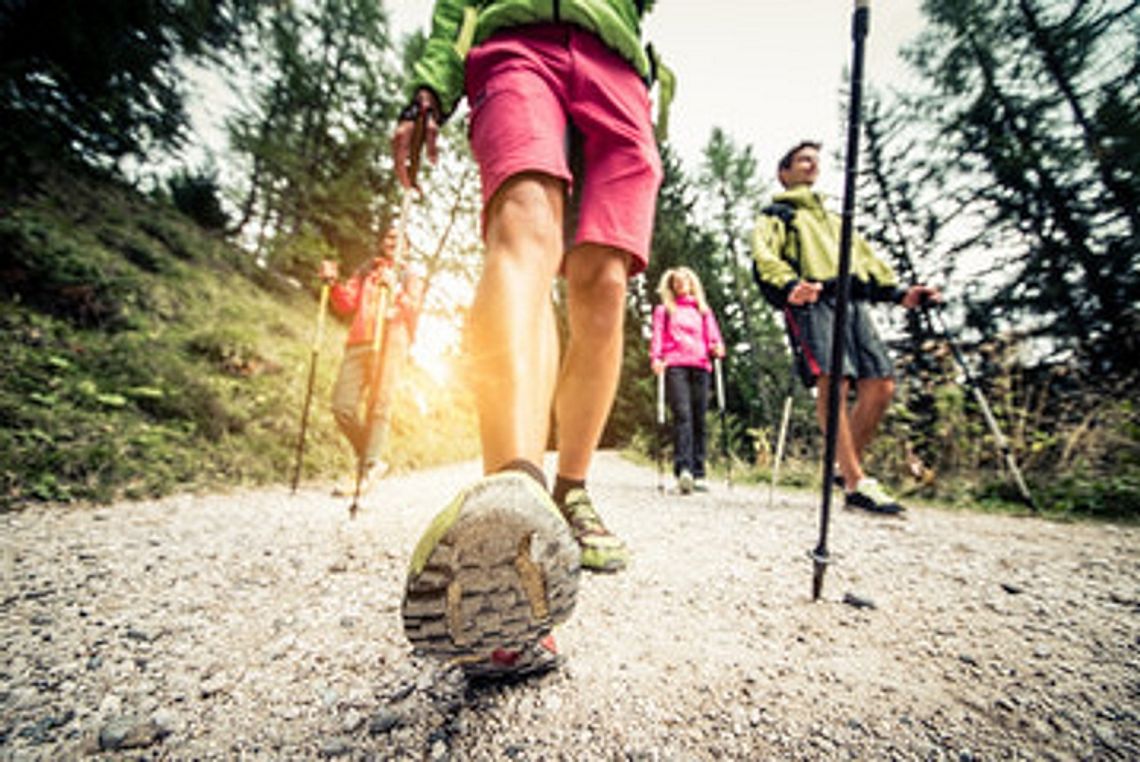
[714,356,731,488]
[813,0,870,602]
[890,239,1038,511]
[769,387,794,509]
[772,321,804,508]
[924,305,1037,510]
[349,110,427,518]
[290,280,331,494]
[656,370,666,493]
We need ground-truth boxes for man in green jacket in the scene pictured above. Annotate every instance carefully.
[753,140,940,515]
[391,0,671,679]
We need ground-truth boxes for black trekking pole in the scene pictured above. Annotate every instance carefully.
[890,245,1038,512]
[714,356,731,488]
[349,110,427,518]
[813,0,870,602]
[290,280,331,494]
[923,305,1037,511]
[656,370,666,493]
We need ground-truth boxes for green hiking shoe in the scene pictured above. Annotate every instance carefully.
[558,488,630,573]
[401,472,580,672]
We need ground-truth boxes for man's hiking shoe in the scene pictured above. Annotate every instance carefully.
[401,473,580,676]
[845,478,904,515]
[558,488,630,573]
[678,470,694,495]
[693,477,709,493]
[460,633,564,682]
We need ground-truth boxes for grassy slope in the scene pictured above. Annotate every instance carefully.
[0,165,478,509]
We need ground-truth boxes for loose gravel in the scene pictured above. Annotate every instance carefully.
[2,451,1138,760]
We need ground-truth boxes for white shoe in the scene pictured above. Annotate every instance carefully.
[678,470,694,494]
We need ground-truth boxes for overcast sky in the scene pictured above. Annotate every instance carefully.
[383,1,927,197]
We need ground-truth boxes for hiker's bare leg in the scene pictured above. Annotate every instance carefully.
[554,244,630,480]
[850,377,895,460]
[470,173,564,473]
[815,375,863,486]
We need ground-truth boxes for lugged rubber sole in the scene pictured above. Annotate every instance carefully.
[401,473,580,665]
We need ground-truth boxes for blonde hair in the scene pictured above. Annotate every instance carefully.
[656,266,710,315]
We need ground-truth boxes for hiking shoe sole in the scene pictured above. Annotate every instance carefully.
[402,473,580,666]
[461,634,565,683]
[844,492,905,515]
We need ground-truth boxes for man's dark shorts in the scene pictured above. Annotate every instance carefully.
[784,300,894,388]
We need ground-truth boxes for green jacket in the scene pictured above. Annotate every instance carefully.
[409,0,673,138]
[751,185,902,308]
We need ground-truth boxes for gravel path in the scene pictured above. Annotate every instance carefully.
[2,451,1138,760]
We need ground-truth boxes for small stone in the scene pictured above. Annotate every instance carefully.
[318,737,352,757]
[98,716,167,751]
[126,627,162,643]
[842,592,876,610]
[151,708,180,736]
[368,709,402,736]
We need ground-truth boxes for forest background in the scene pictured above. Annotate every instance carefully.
[1,0,1137,516]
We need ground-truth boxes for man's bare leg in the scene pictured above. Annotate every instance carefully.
[816,375,903,514]
[468,173,564,473]
[401,172,580,675]
[849,377,895,461]
[548,243,632,572]
[554,244,630,479]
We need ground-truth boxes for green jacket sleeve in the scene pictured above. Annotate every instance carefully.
[408,0,474,119]
[751,215,799,307]
[854,233,905,303]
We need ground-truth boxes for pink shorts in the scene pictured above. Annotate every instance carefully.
[465,24,662,274]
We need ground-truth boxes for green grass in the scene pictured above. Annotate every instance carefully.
[0,164,478,509]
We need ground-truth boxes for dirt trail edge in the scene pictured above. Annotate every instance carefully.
[2,451,1138,760]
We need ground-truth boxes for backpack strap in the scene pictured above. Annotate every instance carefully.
[752,201,802,308]
[762,202,800,267]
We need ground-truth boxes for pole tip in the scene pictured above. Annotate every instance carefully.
[811,562,826,600]
[809,548,830,600]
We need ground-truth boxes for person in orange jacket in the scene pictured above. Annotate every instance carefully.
[320,228,424,496]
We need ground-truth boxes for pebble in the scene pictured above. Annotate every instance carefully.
[0,454,1136,759]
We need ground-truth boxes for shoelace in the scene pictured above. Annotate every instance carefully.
[561,492,608,537]
[858,479,893,503]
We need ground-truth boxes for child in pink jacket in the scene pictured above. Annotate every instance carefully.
[650,267,725,493]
